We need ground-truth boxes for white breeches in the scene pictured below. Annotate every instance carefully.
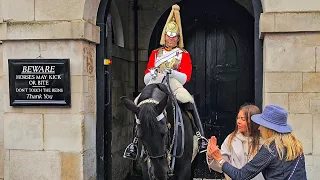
[135,74,194,104]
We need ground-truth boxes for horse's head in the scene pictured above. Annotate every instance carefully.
[121,83,170,180]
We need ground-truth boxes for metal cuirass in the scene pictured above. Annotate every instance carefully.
[155,48,183,73]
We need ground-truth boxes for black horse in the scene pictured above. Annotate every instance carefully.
[121,83,195,180]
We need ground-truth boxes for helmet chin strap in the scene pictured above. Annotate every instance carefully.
[165,43,179,50]
[164,45,177,50]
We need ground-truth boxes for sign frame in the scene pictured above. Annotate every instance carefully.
[8,59,71,107]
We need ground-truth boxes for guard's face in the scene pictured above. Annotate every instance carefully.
[165,35,179,48]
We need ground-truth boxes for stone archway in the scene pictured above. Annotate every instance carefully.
[110,0,125,47]
[83,0,102,25]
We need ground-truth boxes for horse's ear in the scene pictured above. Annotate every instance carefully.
[120,96,139,114]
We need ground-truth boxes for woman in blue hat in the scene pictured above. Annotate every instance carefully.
[207,105,307,180]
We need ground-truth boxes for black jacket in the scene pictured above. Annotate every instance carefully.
[222,142,307,180]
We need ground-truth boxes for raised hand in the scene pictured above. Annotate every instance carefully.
[207,136,222,162]
[210,136,217,146]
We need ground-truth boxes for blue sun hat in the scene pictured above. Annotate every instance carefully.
[251,105,293,133]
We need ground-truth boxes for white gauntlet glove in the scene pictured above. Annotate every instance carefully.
[168,69,187,85]
[144,69,187,85]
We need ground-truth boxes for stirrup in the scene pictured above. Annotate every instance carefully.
[123,137,138,160]
[196,132,208,154]
[168,169,174,177]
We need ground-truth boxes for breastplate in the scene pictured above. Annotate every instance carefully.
[155,48,183,73]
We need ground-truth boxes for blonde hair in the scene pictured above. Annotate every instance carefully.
[263,128,303,161]
[228,104,261,157]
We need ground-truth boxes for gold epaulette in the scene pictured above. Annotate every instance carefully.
[181,48,188,53]
[155,47,164,51]
[156,47,164,57]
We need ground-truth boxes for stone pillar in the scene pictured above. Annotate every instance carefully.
[0,0,100,179]
[1,39,97,180]
[260,1,320,178]
[0,41,4,180]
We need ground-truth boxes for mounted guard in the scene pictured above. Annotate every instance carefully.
[123,4,208,160]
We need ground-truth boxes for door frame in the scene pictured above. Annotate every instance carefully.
[252,0,263,110]
[96,0,112,180]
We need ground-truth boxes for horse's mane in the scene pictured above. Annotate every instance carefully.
[139,103,157,135]
[138,84,158,101]
[138,84,162,135]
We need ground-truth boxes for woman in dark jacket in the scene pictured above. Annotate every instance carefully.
[207,105,307,180]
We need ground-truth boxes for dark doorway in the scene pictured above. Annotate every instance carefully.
[149,0,255,178]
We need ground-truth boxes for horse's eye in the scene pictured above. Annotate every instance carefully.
[161,128,168,136]
[158,122,168,136]
[136,125,143,138]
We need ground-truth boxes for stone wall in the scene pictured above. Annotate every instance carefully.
[262,33,320,179]
[1,0,100,24]
[111,45,135,180]
[261,1,320,179]
[0,41,4,180]
[262,0,320,12]
[0,40,97,180]
[0,0,101,178]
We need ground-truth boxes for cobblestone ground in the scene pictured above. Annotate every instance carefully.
[124,169,224,180]
[125,175,223,180]
[193,179,223,180]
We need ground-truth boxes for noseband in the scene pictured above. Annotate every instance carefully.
[135,98,165,125]
[136,87,179,178]
[135,98,171,162]
[136,98,169,158]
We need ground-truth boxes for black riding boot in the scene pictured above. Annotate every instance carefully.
[123,136,139,160]
[189,102,208,154]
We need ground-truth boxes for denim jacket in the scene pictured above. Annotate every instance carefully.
[207,133,265,180]
[222,142,307,180]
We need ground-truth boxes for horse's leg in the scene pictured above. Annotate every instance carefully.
[175,162,192,180]
[174,110,194,180]
[140,161,150,180]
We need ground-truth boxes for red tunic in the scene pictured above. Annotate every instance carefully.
[144,48,192,82]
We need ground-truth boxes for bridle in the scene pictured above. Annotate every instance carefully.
[135,97,171,180]
[135,98,170,158]
[136,73,186,179]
